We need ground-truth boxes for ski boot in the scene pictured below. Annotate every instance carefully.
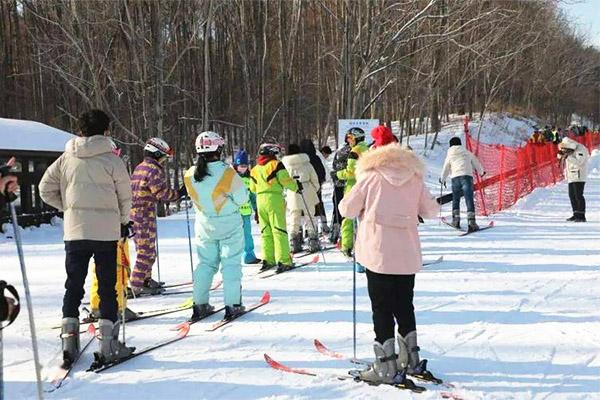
[359,338,398,384]
[308,235,321,253]
[574,212,587,222]
[224,304,246,320]
[320,217,331,235]
[355,262,366,273]
[127,285,164,298]
[341,247,353,259]
[91,319,135,368]
[451,209,461,229]
[190,303,215,322]
[60,317,80,368]
[467,211,479,232]
[88,307,138,323]
[259,260,275,272]
[276,262,294,273]
[144,277,164,289]
[290,233,303,254]
[566,215,577,222]
[398,331,442,384]
[243,256,262,265]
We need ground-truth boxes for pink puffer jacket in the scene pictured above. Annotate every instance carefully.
[339,143,438,275]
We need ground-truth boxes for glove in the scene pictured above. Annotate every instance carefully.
[121,222,134,239]
[330,170,338,181]
[0,163,18,203]
[178,185,187,198]
[418,215,424,224]
[296,180,304,194]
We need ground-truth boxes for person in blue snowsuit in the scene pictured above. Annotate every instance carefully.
[184,131,249,321]
[233,150,261,265]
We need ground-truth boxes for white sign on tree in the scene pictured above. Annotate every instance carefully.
[337,119,380,149]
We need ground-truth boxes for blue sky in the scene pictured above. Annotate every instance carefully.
[560,0,600,48]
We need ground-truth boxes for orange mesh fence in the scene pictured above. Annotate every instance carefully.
[463,118,600,216]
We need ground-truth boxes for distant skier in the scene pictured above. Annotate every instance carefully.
[0,280,19,327]
[335,128,369,257]
[233,149,261,264]
[282,143,321,254]
[39,109,134,367]
[184,131,248,321]
[440,137,485,232]
[250,143,299,273]
[329,136,351,244]
[339,139,439,385]
[129,138,186,296]
[299,139,329,235]
[558,137,589,222]
[0,156,18,208]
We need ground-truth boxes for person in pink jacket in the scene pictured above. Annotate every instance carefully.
[339,126,438,386]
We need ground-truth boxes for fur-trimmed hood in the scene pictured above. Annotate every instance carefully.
[356,143,425,187]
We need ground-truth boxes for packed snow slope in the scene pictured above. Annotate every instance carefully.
[2,123,599,400]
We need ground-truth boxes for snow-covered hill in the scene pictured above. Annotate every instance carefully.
[1,121,599,400]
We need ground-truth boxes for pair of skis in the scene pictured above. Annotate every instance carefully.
[441,217,495,236]
[265,340,463,398]
[258,255,320,279]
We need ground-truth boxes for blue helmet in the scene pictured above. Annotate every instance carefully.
[234,149,249,165]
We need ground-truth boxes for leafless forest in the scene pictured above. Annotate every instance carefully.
[1,0,599,167]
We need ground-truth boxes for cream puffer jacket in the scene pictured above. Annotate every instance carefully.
[558,137,589,183]
[281,153,320,212]
[441,145,485,181]
[39,135,132,241]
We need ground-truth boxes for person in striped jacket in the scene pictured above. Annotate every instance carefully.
[129,138,186,296]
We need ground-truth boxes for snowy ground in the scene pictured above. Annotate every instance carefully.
[2,127,599,400]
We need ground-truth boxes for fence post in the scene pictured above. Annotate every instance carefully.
[498,145,505,211]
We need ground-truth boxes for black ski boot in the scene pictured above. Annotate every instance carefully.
[190,303,215,322]
[144,278,164,289]
[259,260,275,272]
[574,212,586,222]
[224,304,246,320]
[276,262,294,273]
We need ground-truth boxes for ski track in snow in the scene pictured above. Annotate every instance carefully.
[1,129,599,399]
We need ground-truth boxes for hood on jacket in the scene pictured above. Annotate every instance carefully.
[282,153,310,167]
[299,139,317,157]
[560,137,580,150]
[447,145,470,158]
[357,143,425,187]
[65,135,113,158]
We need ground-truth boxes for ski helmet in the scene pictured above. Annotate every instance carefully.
[195,131,225,154]
[144,137,173,158]
[258,143,282,157]
[347,127,365,140]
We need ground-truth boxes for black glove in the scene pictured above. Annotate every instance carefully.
[121,222,134,239]
[178,185,187,198]
[0,164,18,203]
[296,180,304,194]
[418,215,424,224]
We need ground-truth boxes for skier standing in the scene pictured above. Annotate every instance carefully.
[39,109,134,367]
[335,128,369,257]
[129,138,186,295]
[558,137,589,222]
[184,131,248,321]
[299,139,329,235]
[250,143,299,273]
[233,149,261,264]
[339,141,439,385]
[328,137,351,244]
[440,137,485,232]
[282,143,321,254]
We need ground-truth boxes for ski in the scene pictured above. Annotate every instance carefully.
[263,353,426,393]
[441,217,494,236]
[45,324,96,392]
[206,291,270,331]
[312,339,454,389]
[161,280,193,289]
[171,306,226,330]
[88,322,190,373]
[259,256,319,279]
[294,245,337,258]
[127,280,222,299]
[423,255,444,266]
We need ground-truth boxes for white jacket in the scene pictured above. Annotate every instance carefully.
[441,146,485,181]
[316,150,331,182]
[281,153,320,212]
[39,135,132,241]
[558,137,589,183]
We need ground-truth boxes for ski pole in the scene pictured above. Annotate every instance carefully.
[184,196,194,280]
[155,204,161,285]
[439,180,443,224]
[1,323,3,400]
[294,178,326,266]
[9,203,43,400]
[352,218,357,361]
[120,239,127,344]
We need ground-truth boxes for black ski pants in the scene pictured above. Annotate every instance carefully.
[331,186,345,225]
[568,182,586,216]
[63,240,118,322]
[366,269,416,344]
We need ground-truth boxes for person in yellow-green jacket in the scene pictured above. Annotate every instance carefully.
[334,128,369,258]
[250,143,300,273]
[233,149,261,265]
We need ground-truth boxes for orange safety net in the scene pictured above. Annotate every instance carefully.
[463,117,600,216]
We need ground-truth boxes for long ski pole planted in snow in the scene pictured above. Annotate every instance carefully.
[352,218,358,361]
[184,196,194,280]
[155,204,161,285]
[9,203,43,400]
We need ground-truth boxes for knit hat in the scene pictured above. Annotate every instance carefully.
[371,125,396,148]
[449,137,462,147]
[234,149,249,165]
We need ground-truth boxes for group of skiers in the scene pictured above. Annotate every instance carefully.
[0,107,590,385]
